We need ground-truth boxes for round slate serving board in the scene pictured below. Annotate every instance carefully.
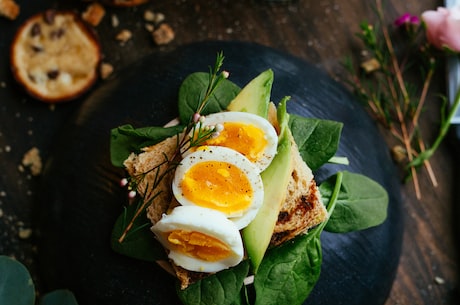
[36,41,403,305]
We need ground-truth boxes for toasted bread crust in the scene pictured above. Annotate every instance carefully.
[270,136,327,246]
[123,134,181,224]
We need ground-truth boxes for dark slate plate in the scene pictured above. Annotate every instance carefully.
[36,41,403,305]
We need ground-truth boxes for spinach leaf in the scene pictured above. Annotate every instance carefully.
[253,233,322,305]
[178,72,241,124]
[0,256,79,305]
[288,114,343,170]
[253,173,342,305]
[111,203,166,262]
[177,260,250,305]
[110,124,184,167]
[320,171,388,233]
[39,290,79,305]
[0,255,35,305]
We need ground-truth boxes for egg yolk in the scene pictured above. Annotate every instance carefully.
[180,161,253,215]
[167,230,231,261]
[204,122,267,163]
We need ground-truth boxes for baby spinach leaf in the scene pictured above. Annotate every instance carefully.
[253,233,322,305]
[320,171,388,233]
[178,72,241,124]
[0,255,35,305]
[111,203,166,262]
[177,260,250,305]
[253,172,342,305]
[288,114,343,170]
[39,290,78,305]
[110,124,184,167]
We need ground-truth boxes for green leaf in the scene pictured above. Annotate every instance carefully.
[253,232,322,305]
[252,172,343,305]
[177,260,250,305]
[39,290,78,305]
[111,203,166,262]
[288,114,343,170]
[0,256,35,305]
[320,171,388,233]
[178,72,241,124]
[110,124,184,167]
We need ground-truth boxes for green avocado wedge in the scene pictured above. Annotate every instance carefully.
[242,97,293,273]
[226,69,274,118]
[226,69,292,273]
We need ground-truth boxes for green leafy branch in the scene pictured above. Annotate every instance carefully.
[343,0,460,199]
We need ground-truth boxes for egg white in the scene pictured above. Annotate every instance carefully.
[151,205,244,273]
[189,111,278,173]
[173,146,264,229]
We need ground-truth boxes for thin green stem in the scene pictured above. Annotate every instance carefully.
[411,87,460,166]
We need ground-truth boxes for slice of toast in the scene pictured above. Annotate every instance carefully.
[10,10,101,102]
[123,134,181,224]
[270,136,327,247]
[123,125,327,289]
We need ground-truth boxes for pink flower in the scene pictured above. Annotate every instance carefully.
[394,13,420,27]
[422,6,460,52]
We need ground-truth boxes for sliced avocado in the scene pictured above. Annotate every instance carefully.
[242,97,293,273]
[226,69,274,118]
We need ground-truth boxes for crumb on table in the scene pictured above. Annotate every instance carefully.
[152,23,175,45]
[21,147,42,176]
[82,2,106,26]
[0,0,20,20]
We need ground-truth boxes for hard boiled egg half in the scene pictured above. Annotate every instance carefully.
[172,146,264,229]
[189,111,278,173]
[151,205,244,273]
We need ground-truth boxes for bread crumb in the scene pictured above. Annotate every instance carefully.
[145,23,154,32]
[22,147,42,176]
[111,14,119,27]
[434,276,445,285]
[100,62,114,79]
[153,12,165,24]
[152,23,174,45]
[116,29,132,44]
[18,227,32,239]
[144,9,155,22]
[0,0,19,20]
[361,58,380,73]
[82,2,106,26]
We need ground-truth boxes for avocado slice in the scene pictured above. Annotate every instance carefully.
[242,97,293,273]
[226,69,274,118]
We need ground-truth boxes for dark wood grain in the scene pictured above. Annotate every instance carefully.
[0,0,458,304]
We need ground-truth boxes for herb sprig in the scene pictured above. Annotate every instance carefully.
[116,52,229,244]
[344,0,460,199]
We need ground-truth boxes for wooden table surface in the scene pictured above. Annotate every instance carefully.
[0,0,458,304]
